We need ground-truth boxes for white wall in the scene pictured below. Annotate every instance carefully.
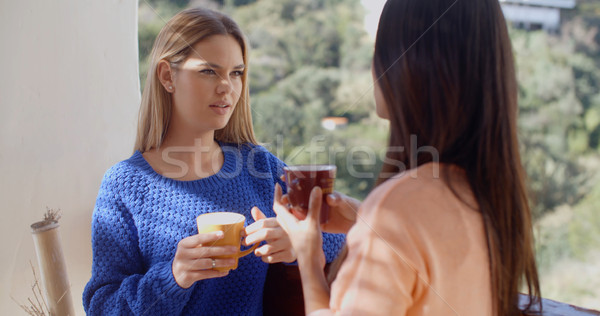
[501,4,561,31]
[0,1,140,314]
[499,0,576,9]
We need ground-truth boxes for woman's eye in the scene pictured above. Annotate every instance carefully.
[199,69,216,75]
[231,71,244,77]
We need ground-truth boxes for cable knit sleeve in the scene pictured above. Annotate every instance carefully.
[82,167,192,315]
[270,151,286,191]
[321,232,345,263]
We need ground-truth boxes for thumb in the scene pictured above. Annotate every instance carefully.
[307,186,323,223]
[326,192,341,206]
[251,207,267,221]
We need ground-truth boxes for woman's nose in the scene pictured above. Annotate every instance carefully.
[216,78,232,95]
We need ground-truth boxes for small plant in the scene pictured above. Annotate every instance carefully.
[11,261,50,316]
[43,207,61,223]
[14,208,64,315]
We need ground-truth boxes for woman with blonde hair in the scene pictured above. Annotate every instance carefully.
[273,0,541,315]
[83,7,344,315]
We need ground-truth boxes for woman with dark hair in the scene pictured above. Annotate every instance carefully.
[272,0,541,315]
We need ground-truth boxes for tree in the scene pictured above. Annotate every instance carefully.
[512,17,600,218]
[233,0,381,199]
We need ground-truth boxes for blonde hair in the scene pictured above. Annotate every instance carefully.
[134,7,257,153]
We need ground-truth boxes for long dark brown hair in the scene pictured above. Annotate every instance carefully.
[333,0,541,315]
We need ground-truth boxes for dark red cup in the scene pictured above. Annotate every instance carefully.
[283,165,336,224]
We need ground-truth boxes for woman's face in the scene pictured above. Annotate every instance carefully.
[170,35,244,134]
[372,65,389,120]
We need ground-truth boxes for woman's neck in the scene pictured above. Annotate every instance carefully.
[144,130,225,181]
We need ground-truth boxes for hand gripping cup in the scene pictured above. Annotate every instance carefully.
[283,165,336,224]
[196,212,259,272]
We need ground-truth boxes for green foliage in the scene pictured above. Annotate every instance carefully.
[522,10,600,307]
[138,1,184,87]
[217,0,257,7]
[233,0,369,91]
[534,175,600,309]
[534,206,575,271]
[512,18,600,218]
[568,178,600,259]
[233,0,380,198]
[252,67,341,147]
[143,0,190,7]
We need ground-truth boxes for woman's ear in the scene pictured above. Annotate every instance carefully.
[157,60,174,92]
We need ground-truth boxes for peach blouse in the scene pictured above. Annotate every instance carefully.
[313,163,492,316]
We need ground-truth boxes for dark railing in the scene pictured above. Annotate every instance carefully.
[520,294,600,315]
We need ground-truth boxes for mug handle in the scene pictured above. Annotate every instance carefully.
[239,243,259,257]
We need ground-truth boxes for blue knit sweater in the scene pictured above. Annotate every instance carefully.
[83,142,345,315]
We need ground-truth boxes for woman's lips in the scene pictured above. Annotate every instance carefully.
[210,104,230,115]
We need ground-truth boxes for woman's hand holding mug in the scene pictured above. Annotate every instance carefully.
[172,232,238,289]
[244,207,297,264]
[173,212,261,289]
[273,183,326,269]
[321,192,360,234]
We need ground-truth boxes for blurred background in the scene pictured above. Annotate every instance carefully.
[2,0,599,314]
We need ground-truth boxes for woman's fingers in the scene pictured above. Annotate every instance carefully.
[250,206,267,222]
[212,258,235,270]
[179,257,237,270]
[273,185,297,223]
[281,194,290,205]
[172,251,234,288]
[245,217,282,246]
[290,208,307,220]
[254,237,288,256]
[179,231,224,248]
[200,258,236,270]
[307,186,323,223]
[274,182,284,203]
[326,192,341,206]
[245,226,284,245]
[259,249,296,264]
[245,216,279,235]
[189,245,238,259]
[275,178,291,204]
